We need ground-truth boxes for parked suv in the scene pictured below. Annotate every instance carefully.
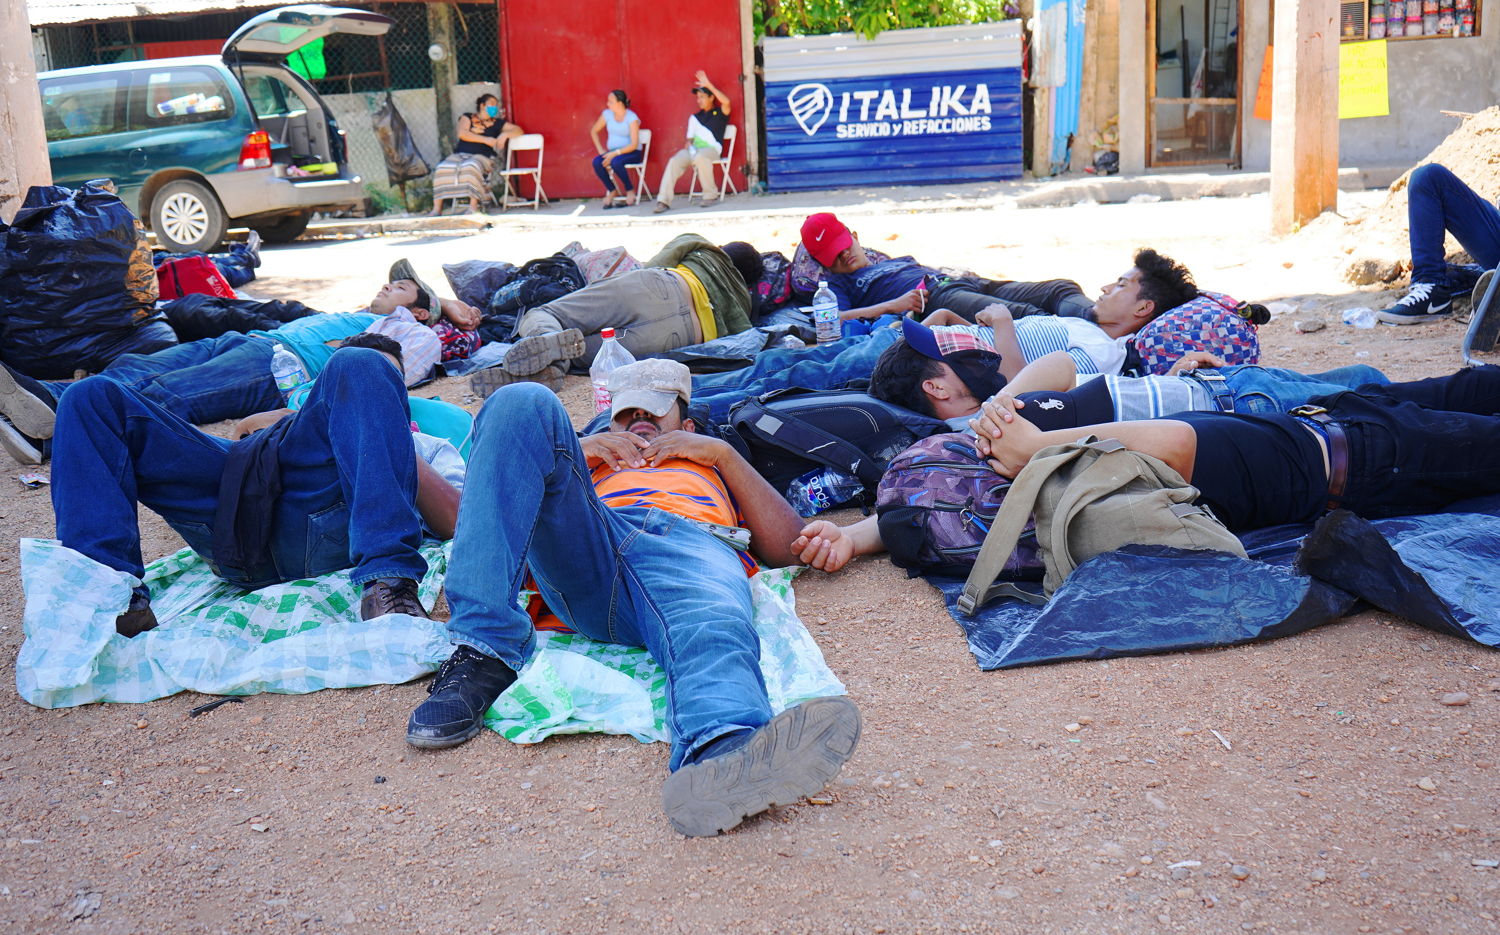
[38,5,391,252]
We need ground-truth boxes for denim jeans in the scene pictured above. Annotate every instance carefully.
[1407,163,1500,288]
[1316,365,1500,518]
[1224,363,1390,415]
[693,327,902,421]
[442,383,771,769]
[43,332,283,425]
[51,347,426,589]
[591,150,644,194]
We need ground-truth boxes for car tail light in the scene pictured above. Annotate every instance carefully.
[238,130,271,170]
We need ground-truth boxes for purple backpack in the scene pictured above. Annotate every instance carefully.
[875,433,1044,580]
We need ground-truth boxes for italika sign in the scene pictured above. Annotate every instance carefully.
[786,81,997,139]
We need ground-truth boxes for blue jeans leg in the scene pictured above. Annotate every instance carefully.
[273,347,426,586]
[1407,164,1500,287]
[1224,364,1390,415]
[443,382,772,768]
[88,332,281,424]
[51,376,229,580]
[693,329,901,422]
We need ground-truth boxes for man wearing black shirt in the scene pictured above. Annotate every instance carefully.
[653,70,732,213]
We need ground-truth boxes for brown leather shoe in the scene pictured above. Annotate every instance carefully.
[116,586,159,638]
[360,577,430,620]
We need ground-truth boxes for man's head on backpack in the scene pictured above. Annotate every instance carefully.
[1089,248,1198,337]
[870,320,1007,421]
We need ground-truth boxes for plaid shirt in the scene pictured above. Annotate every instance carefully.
[431,320,482,361]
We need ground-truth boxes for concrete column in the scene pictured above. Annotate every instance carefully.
[428,2,458,157]
[0,0,52,222]
[1270,0,1339,235]
[1117,0,1147,174]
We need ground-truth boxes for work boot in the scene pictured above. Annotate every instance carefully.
[360,577,429,620]
[1376,282,1452,324]
[660,695,862,837]
[116,585,159,638]
[501,328,585,376]
[406,644,518,749]
[469,363,566,399]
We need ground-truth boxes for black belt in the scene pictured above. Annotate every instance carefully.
[1290,405,1348,511]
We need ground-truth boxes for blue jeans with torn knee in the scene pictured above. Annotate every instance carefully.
[51,347,425,589]
[441,382,772,769]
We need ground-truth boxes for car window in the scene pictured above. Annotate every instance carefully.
[242,73,308,119]
[135,67,234,128]
[40,75,123,141]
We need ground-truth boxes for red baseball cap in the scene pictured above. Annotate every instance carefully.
[800,212,854,267]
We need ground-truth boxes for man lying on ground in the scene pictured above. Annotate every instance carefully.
[48,334,462,636]
[0,260,556,464]
[691,248,1205,421]
[791,366,1500,572]
[800,211,1096,327]
[408,359,861,837]
[1378,162,1499,325]
[471,235,762,396]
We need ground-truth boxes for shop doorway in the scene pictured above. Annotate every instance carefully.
[1148,0,1241,166]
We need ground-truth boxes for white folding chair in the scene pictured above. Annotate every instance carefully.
[688,124,739,203]
[623,128,653,203]
[498,133,548,211]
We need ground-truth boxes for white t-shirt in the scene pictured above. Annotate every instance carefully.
[940,318,1129,375]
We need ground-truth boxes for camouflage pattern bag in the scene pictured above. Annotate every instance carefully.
[874,433,1043,581]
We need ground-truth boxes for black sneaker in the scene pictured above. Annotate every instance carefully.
[406,645,518,749]
[116,585,158,638]
[1376,283,1452,324]
[660,695,862,837]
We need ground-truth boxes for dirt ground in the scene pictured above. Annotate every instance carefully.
[1,187,1497,934]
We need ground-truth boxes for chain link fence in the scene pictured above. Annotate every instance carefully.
[34,2,501,216]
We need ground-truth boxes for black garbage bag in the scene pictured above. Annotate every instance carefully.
[480,254,586,344]
[161,294,320,342]
[442,259,517,309]
[373,94,430,186]
[0,183,177,379]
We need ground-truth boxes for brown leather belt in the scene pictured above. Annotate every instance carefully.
[1290,405,1348,511]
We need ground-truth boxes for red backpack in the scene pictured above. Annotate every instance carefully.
[155,256,235,301]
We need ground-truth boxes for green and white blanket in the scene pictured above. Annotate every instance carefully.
[16,539,844,745]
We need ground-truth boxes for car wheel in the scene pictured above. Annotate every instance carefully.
[253,212,311,244]
[151,179,227,253]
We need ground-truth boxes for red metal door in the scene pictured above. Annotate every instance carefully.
[498,0,746,200]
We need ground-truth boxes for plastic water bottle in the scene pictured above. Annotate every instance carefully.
[1341,307,1377,329]
[269,342,308,401]
[784,467,864,517]
[590,327,636,413]
[812,281,841,345]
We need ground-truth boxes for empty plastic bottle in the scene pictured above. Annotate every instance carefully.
[812,281,841,345]
[785,467,864,517]
[269,342,308,401]
[590,327,637,413]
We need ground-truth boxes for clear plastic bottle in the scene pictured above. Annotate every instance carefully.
[269,342,308,401]
[589,327,636,413]
[812,281,841,344]
[784,467,864,517]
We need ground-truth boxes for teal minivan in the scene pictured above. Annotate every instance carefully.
[39,5,391,253]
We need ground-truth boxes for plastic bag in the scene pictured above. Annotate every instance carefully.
[372,93,430,186]
[0,183,176,379]
[441,259,517,309]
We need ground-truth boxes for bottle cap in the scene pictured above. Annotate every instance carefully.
[601,327,616,339]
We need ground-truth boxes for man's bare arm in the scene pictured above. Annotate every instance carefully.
[972,395,1198,480]
[789,516,886,572]
[416,459,461,540]
[973,305,1028,380]
[1003,351,1078,396]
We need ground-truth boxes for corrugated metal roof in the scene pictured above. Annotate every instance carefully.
[761,20,1022,82]
[27,0,280,27]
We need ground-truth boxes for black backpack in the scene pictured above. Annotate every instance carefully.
[480,254,586,343]
[726,386,949,507]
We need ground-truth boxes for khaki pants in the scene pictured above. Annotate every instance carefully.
[656,146,719,205]
[519,268,700,368]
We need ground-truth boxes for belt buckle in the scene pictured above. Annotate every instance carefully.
[1290,404,1329,418]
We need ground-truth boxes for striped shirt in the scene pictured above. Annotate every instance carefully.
[591,458,757,577]
[939,318,1129,375]
[364,307,443,386]
[1099,373,1212,420]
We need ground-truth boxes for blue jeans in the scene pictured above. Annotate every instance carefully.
[693,328,902,421]
[442,383,771,769]
[591,150,644,194]
[51,347,426,589]
[1407,163,1500,288]
[1224,364,1390,414]
[43,332,283,425]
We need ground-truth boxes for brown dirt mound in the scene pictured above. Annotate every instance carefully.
[1342,105,1500,284]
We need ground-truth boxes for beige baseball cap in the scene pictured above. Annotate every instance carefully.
[607,359,692,419]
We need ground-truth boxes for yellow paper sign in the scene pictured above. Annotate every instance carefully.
[1339,39,1389,119]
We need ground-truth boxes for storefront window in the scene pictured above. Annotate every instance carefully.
[1340,0,1482,39]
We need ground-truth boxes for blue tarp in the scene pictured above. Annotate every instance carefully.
[927,494,1500,670]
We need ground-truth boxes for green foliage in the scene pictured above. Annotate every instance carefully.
[757,0,1006,40]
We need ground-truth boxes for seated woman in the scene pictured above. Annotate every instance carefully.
[430,94,522,216]
[589,89,643,209]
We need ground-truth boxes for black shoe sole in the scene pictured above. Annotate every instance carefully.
[661,695,861,837]
[406,718,486,750]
